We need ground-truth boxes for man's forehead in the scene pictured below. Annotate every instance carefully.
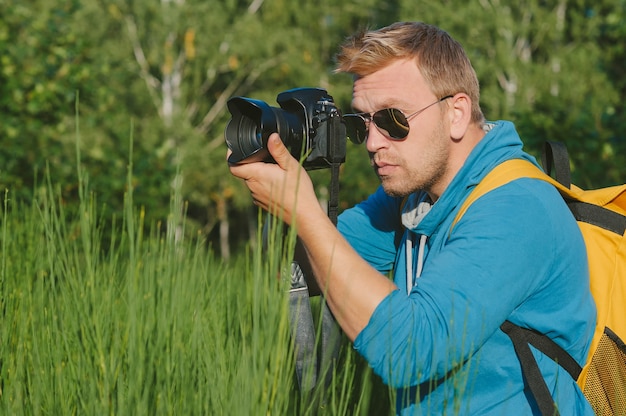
[352,59,431,112]
[351,70,423,112]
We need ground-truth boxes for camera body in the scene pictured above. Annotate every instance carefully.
[225,87,346,170]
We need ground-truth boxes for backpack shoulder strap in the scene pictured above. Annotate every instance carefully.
[451,159,565,232]
[542,141,572,189]
[501,321,563,416]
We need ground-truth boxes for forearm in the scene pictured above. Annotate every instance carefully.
[227,134,395,340]
[295,206,397,341]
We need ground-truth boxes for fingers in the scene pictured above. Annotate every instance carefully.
[225,132,311,225]
[266,133,293,170]
[226,133,289,178]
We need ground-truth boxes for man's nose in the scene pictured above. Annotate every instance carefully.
[365,124,390,153]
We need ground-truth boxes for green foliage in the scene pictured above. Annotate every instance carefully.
[5,1,626,411]
[392,0,625,188]
[0,164,391,415]
[0,1,86,199]
[1,0,625,251]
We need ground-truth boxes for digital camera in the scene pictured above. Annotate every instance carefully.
[224,87,346,170]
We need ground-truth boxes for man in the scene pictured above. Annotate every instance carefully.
[228,22,596,415]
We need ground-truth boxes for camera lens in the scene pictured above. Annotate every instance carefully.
[225,112,264,163]
[225,96,301,164]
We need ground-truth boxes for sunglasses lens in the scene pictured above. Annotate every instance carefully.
[343,114,367,144]
[372,108,409,139]
[343,108,410,143]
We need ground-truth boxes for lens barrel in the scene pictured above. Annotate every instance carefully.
[225,97,300,164]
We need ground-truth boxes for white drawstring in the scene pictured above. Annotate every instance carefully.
[406,235,413,293]
[416,234,427,279]
[406,233,428,294]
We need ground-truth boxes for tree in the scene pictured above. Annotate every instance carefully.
[0,1,95,200]
[388,0,624,187]
[2,0,623,256]
[106,0,389,255]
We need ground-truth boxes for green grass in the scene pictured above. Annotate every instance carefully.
[0,161,391,414]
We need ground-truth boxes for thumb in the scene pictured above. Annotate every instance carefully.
[267,133,294,169]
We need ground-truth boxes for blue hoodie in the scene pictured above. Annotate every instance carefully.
[337,121,596,415]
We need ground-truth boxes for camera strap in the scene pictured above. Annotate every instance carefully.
[327,162,341,225]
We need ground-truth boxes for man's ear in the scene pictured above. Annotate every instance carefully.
[448,93,472,140]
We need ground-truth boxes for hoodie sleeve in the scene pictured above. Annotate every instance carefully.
[337,185,404,274]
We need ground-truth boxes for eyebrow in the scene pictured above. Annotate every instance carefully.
[351,100,402,114]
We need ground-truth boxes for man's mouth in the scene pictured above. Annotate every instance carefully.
[372,160,396,176]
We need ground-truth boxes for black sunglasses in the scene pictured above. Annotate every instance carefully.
[343,95,453,144]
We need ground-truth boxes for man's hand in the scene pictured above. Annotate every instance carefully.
[227,133,322,227]
[228,132,396,340]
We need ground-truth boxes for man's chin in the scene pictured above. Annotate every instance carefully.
[380,179,411,198]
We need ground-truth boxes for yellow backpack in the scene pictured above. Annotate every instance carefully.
[453,142,626,416]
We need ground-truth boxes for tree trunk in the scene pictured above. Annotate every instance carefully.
[217,196,230,260]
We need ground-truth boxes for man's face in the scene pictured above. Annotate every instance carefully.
[351,59,451,198]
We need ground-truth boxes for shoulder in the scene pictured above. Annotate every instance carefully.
[450,176,586,270]
[338,185,404,233]
[458,177,575,232]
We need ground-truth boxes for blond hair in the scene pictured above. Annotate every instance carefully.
[335,22,484,124]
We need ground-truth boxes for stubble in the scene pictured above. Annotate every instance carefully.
[374,121,450,198]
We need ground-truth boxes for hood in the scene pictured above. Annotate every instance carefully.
[405,120,540,236]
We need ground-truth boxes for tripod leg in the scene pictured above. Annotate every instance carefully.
[319,300,341,391]
[289,261,318,392]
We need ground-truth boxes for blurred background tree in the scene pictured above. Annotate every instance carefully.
[1,0,624,257]
[388,0,625,187]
